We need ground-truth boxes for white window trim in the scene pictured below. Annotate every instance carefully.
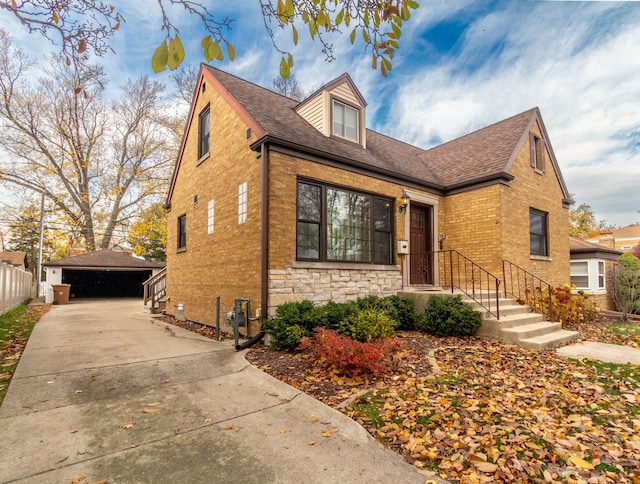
[238,182,248,224]
[207,199,215,234]
[332,99,359,143]
[570,259,606,294]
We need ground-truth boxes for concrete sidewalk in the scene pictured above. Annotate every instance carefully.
[556,340,640,364]
[0,299,434,484]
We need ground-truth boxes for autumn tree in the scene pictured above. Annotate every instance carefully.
[569,197,617,239]
[127,203,167,262]
[0,30,177,251]
[0,1,419,77]
[272,75,306,101]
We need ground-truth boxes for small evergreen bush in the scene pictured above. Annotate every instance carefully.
[419,295,482,336]
[338,308,396,342]
[383,295,418,330]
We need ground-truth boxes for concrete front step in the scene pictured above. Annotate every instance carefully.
[518,329,580,350]
[502,321,564,340]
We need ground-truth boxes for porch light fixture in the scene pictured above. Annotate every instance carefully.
[398,191,410,213]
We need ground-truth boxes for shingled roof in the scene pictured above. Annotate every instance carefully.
[569,237,621,258]
[169,66,569,201]
[44,250,164,269]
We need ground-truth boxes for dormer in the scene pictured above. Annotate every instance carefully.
[295,73,367,148]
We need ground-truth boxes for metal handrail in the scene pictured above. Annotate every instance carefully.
[502,260,554,322]
[416,250,501,319]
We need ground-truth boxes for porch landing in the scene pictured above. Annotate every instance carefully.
[400,289,579,350]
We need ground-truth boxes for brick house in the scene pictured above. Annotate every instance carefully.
[587,223,640,253]
[165,66,572,335]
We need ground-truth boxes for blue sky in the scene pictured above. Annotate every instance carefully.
[3,0,640,228]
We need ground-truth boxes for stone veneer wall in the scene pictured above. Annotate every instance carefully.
[267,263,402,316]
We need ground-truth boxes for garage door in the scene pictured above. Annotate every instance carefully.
[62,269,152,298]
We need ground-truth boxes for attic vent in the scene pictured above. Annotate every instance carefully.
[201,83,206,93]
[246,128,251,139]
[193,194,199,205]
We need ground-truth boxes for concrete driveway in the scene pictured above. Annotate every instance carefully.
[0,299,433,484]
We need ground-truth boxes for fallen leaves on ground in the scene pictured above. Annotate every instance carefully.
[246,317,640,483]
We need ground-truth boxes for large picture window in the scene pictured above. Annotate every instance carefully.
[529,208,548,257]
[296,180,393,264]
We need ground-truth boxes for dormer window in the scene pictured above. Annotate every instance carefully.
[332,100,359,142]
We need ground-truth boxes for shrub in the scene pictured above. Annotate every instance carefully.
[419,295,482,336]
[524,284,600,325]
[304,328,400,376]
[263,319,308,350]
[338,308,396,342]
[383,295,418,330]
[314,300,359,331]
[613,253,640,319]
[272,299,317,332]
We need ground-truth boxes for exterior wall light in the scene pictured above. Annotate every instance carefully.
[398,191,410,213]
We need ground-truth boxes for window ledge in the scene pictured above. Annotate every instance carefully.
[176,247,187,253]
[534,168,545,175]
[530,255,552,261]
[196,152,210,166]
[292,261,400,271]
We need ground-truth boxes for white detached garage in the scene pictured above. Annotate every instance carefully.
[44,250,164,302]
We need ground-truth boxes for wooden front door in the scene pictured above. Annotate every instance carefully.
[409,205,434,285]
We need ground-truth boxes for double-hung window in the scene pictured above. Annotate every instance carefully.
[332,100,359,142]
[199,106,210,159]
[296,180,393,264]
[571,260,606,292]
[529,208,548,257]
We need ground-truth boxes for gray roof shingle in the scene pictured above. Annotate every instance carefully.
[44,250,164,269]
[199,67,549,193]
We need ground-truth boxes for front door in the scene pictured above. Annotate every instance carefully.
[409,205,434,285]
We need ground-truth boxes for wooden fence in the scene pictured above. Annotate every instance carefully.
[0,262,32,316]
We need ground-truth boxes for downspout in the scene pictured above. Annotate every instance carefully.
[236,142,268,351]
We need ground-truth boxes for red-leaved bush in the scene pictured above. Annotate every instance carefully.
[301,327,400,376]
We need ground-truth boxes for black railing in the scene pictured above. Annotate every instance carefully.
[502,260,554,322]
[414,250,500,319]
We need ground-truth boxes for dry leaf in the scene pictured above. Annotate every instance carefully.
[306,415,319,424]
[308,441,316,446]
[220,425,233,431]
[69,428,78,434]
[474,462,498,473]
[70,476,85,483]
[204,418,213,423]
[321,428,339,437]
[122,423,134,429]
[88,480,109,484]
[75,390,83,394]
[145,402,161,407]
[280,429,287,434]
[569,455,594,470]
[142,408,161,413]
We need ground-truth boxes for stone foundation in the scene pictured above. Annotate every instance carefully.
[267,262,402,316]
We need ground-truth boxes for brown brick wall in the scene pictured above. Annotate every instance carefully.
[166,79,262,331]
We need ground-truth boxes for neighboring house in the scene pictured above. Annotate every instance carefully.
[587,224,640,252]
[0,251,29,271]
[44,250,164,302]
[165,66,572,335]
[569,237,621,311]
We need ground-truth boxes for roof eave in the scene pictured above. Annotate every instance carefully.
[251,135,446,193]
